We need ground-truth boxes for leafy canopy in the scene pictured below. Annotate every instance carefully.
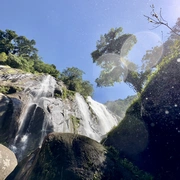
[0,29,60,78]
[60,67,93,97]
[91,27,152,93]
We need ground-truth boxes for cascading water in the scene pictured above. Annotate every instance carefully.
[86,96,118,134]
[9,74,119,160]
[75,93,100,141]
[10,75,56,160]
[74,94,118,142]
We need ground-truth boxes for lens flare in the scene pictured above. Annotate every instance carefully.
[120,31,163,71]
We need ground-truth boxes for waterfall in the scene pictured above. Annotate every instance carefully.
[75,93,100,141]
[9,74,119,160]
[75,94,118,142]
[10,75,56,160]
[86,96,118,134]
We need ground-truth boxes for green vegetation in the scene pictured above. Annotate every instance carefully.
[102,18,180,179]
[91,27,152,93]
[91,18,180,94]
[70,115,81,133]
[0,29,94,97]
[0,85,23,94]
[141,18,180,93]
[106,146,153,180]
[105,95,137,117]
[60,67,93,97]
[0,52,7,62]
[0,29,60,78]
[121,158,153,180]
[91,28,136,88]
[61,87,76,100]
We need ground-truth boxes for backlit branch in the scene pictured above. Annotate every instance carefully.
[144,5,180,37]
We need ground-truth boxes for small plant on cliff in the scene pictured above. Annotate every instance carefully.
[61,87,75,100]
[0,85,23,94]
[70,115,80,134]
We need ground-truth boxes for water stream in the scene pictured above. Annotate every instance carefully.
[10,75,56,160]
[9,75,119,160]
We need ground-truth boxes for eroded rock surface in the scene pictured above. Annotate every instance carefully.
[7,133,137,180]
[0,144,17,180]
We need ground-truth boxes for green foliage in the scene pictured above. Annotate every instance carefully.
[61,87,75,100]
[60,67,93,97]
[0,86,10,94]
[92,27,137,87]
[13,36,37,57]
[142,45,162,70]
[141,18,180,91]
[125,70,151,93]
[91,27,152,93]
[142,38,180,93]
[70,115,80,134]
[33,60,60,78]
[0,52,7,62]
[105,146,153,180]
[105,95,137,117]
[6,54,30,71]
[121,158,153,180]
[0,29,18,55]
[0,85,23,94]
[92,27,135,61]
[0,29,60,78]
[0,29,37,58]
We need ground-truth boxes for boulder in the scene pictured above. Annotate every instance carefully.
[7,133,141,180]
[0,144,17,180]
[103,57,180,179]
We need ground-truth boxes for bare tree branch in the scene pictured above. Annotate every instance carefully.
[144,5,180,37]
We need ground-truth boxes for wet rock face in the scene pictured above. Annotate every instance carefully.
[139,58,180,177]
[0,144,17,180]
[104,58,180,179]
[0,66,118,161]
[0,93,10,128]
[0,93,16,144]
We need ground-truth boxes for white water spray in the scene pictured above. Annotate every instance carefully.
[10,75,56,160]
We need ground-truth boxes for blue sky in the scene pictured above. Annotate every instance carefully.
[1,0,179,103]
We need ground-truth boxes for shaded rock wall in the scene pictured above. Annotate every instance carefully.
[103,57,180,179]
[7,133,140,180]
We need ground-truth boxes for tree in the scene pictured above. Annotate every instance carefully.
[141,45,163,70]
[60,67,93,96]
[33,59,60,78]
[91,27,152,93]
[0,29,38,58]
[0,30,18,54]
[13,36,38,57]
[124,70,151,93]
[143,12,180,67]
[0,29,60,78]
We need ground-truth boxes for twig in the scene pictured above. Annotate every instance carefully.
[144,5,180,37]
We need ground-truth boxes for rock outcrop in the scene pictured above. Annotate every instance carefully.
[0,66,119,161]
[7,133,145,180]
[103,57,180,179]
[0,144,17,180]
